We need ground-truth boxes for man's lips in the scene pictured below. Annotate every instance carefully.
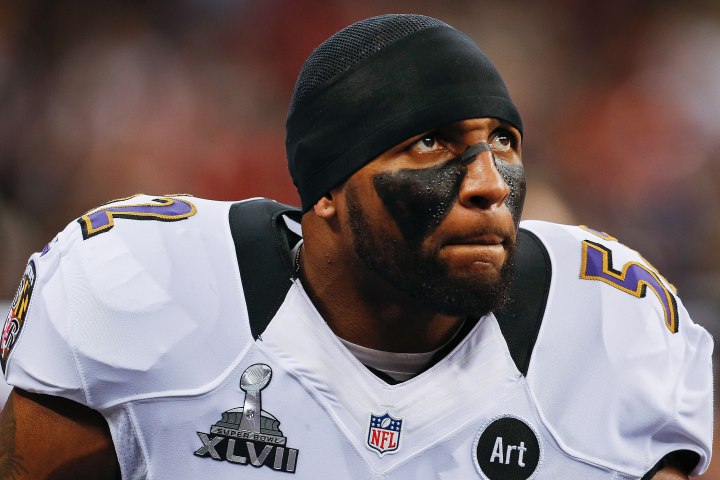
[439,231,512,269]
[443,233,506,246]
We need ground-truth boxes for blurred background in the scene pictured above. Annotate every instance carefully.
[0,0,718,476]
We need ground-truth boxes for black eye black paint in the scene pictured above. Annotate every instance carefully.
[496,160,526,225]
[372,143,526,246]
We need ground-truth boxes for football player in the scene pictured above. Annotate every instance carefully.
[0,14,712,479]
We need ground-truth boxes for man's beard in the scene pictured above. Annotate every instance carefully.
[346,186,516,318]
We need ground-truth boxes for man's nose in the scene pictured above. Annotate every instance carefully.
[457,147,510,210]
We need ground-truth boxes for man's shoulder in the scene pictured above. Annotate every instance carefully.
[2,194,266,409]
[519,219,689,333]
[32,195,241,305]
[70,193,232,248]
[518,219,711,369]
[520,219,636,256]
[516,220,713,476]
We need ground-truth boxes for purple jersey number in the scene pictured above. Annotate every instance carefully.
[580,239,679,333]
[77,195,197,239]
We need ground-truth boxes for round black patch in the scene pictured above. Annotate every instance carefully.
[473,415,541,480]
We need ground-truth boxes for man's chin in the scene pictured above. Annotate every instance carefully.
[411,275,512,318]
[413,245,516,317]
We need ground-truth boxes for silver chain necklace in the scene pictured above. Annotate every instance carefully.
[293,244,302,276]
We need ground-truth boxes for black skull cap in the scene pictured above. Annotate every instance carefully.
[286,14,522,212]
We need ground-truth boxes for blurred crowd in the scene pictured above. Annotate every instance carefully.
[1,0,719,476]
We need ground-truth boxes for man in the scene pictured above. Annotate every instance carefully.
[0,14,712,479]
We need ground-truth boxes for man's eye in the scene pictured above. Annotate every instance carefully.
[489,130,517,153]
[411,135,445,153]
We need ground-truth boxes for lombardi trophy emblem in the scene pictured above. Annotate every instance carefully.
[238,363,272,433]
[194,363,299,472]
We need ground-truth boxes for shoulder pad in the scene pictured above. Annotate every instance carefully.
[519,220,713,476]
[4,195,257,409]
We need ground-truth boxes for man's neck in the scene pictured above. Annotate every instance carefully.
[297,242,466,353]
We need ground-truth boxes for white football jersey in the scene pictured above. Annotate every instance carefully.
[1,195,713,479]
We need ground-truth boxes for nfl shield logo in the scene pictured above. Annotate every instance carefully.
[367,412,403,456]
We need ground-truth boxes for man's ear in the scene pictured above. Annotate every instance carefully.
[313,192,337,219]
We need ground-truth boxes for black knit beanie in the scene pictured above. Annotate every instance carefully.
[286,14,522,212]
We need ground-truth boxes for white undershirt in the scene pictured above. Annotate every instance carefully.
[338,337,441,382]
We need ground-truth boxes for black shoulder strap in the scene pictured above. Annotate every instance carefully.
[494,228,552,376]
[229,199,302,339]
[641,450,699,479]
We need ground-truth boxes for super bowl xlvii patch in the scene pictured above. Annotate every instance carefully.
[194,364,299,473]
[472,414,542,480]
[367,412,403,456]
[1,261,36,372]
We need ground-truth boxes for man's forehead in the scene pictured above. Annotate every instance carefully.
[422,118,518,136]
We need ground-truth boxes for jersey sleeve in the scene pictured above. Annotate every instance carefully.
[521,221,714,477]
[2,229,86,404]
[2,195,254,410]
[651,320,713,476]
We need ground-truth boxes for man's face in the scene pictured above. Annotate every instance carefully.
[337,118,525,317]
